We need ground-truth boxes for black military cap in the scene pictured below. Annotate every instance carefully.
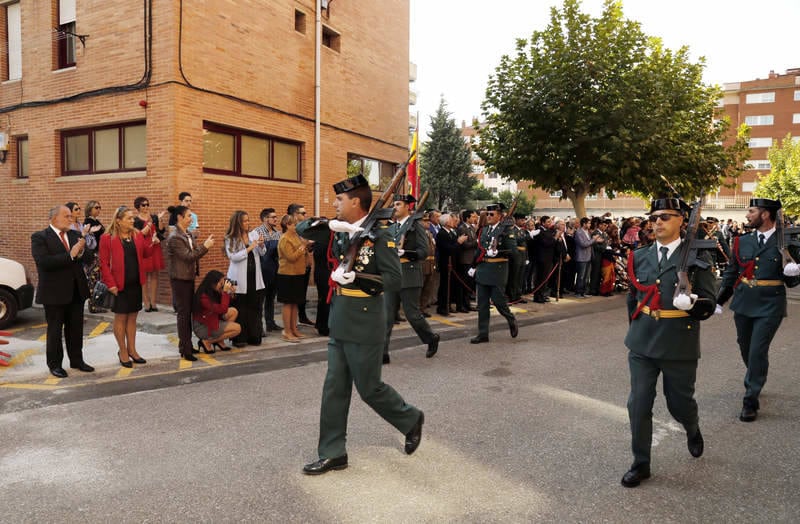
[749,198,781,210]
[648,197,691,216]
[486,202,507,212]
[393,194,417,204]
[333,174,369,194]
[706,216,719,223]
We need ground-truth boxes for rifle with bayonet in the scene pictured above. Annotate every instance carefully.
[398,190,429,251]
[777,208,798,266]
[674,191,706,300]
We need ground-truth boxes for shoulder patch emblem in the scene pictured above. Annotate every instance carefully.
[387,241,396,248]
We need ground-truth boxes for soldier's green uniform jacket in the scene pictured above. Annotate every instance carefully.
[625,241,718,360]
[392,217,429,289]
[475,223,516,287]
[297,219,401,343]
[719,231,800,317]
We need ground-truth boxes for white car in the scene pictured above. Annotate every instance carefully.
[0,256,35,328]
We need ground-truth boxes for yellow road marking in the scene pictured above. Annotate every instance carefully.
[0,348,40,375]
[30,323,48,329]
[197,354,221,366]
[43,377,62,385]
[89,321,110,338]
[179,358,193,370]
[37,334,47,342]
[0,383,62,390]
[509,307,527,314]
[115,367,134,378]
[167,335,180,347]
[430,316,463,327]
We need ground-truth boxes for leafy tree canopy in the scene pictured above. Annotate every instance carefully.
[476,0,749,218]
[420,97,474,210]
[498,190,536,216]
[755,134,800,217]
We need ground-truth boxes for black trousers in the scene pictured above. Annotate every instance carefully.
[44,286,86,370]
[262,277,279,328]
[171,278,195,356]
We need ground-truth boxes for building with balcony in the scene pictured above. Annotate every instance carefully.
[0,0,411,288]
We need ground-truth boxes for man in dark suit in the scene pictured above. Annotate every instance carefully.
[456,210,478,312]
[716,198,800,422]
[31,205,95,378]
[533,216,556,303]
[435,213,464,316]
[621,197,717,488]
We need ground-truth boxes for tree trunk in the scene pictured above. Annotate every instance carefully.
[570,197,587,219]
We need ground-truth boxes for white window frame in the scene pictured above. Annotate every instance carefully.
[748,137,773,148]
[746,160,771,170]
[745,115,774,126]
[549,190,562,198]
[794,90,800,102]
[793,114,800,124]
[6,2,21,81]
[741,182,757,193]
[745,92,775,104]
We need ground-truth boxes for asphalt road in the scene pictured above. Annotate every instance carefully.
[1,296,798,522]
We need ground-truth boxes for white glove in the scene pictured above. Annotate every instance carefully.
[467,267,476,278]
[783,262,800,277]
[525,259,530,265]
[486,248,498,257]
[331,265,356,285]
[328,220,364,235]
[397,248,405,257]
[714,304,723,315]
[529,229,541,237]
[673,293,698,311]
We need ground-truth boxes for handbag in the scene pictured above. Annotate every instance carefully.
[92,280,115,310]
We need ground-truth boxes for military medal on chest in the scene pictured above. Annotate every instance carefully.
[356,239,374,272]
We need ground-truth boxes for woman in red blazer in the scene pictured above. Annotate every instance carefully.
[192,270,241,352]
[99,206,151,367]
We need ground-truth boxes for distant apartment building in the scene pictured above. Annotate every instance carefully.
[0,0,411,288]
[716,67,800,207]
[461,121,516,196]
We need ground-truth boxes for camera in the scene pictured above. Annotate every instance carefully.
[225,278,237,287]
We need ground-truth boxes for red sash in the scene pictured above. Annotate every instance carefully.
[627,251,661,319]
[325,230,337,304]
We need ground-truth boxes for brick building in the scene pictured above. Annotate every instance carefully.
[0,0,410,295]
[717,67,800,206]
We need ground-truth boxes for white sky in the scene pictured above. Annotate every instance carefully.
[410,0,800,138]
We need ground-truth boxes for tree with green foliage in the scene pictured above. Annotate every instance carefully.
[755,134,800,216]
[476,0,749,218]
[497,190,536,216]
[420,97,474,210]
[469,182,495,202]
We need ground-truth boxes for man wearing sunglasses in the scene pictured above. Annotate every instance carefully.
[716,198,800,422]
[621,197,717,488]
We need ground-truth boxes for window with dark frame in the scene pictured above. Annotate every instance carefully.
[17,135,28,179]
[202,122,301,182]
[61,121,146,176]
[347,154,399,191]
[56,0,77,69]
[294,9,306,34]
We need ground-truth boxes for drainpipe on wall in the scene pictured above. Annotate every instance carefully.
[314,0,322,215]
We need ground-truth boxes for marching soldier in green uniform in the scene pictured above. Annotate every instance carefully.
[297,175,424,475]
[469,203,518,344]
[621,197,717,488]
[716,198,800,422]
[383,194,440,364]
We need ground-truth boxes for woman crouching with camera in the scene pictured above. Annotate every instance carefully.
[192,270,241,353]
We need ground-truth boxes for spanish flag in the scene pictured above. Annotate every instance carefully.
[407,127,419,198]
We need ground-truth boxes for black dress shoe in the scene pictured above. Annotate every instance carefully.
[130,356,147,364]
[508,318,518,338]
[422,312,431,318]
[426,334,440,358]
[382,353,391,365]
[740,406,758,422]
[298,318,315,326]
[118,352,133,368]
[50,367,68,378]
[302,455,348,475]
[181,352,198,362]
[470,335,489,344]
[621,464,651,488]
[70,362,95,372]
[405,411,424,455]
[687,429,704,458]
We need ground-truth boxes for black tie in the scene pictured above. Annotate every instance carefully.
[658,246,669,271]
[758,234,765,248]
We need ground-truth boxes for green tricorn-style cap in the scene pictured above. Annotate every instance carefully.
[648,198,691,216]
[749,198,781,210]
[333,174,369,195]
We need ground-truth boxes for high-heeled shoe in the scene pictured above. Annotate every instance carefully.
[130,355,147,364]
[213,342,231,352]
[198,340,215,354]
[118,352,133,368]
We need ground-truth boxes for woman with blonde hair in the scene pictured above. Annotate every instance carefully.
[225,210,266,347]
[276,214,307,342]
[99,206,152,367]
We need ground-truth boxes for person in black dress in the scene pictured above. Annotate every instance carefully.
[83,200,106,313]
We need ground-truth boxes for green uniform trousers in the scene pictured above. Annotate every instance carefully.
[733,313,783,410]
[627,352,699,467]
[476,282,515,338]
[384,287,436,357]
[318,336,420,459]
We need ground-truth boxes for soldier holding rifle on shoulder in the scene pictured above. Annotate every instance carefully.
[468,202,519,344]
[296,173,424,476]
[715,198,800,422]
[621,196,717,488]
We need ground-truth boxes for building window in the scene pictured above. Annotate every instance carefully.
[745,115,774,126]
[794,136,800,144]
[322,25,340,52]
[549,190,563,198]
[5,2,21,81]
[61,122,146,175]
[741,182,757,193]
[745,92,775,104]
[793,114,800,124]
[746,160,771,170]
[795,90,800,101]
[203,122,301,182]
[294,9,306,34]
[56,0,77,69]
[748,137,773,149]
[16,135,28,178]
[347,154,395,190]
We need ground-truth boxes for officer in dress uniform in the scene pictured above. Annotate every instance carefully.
[296,175,424,475]
[621,197,717,488]
[469,203,519,344]
[716,198,800,422]
[383,194,440,364]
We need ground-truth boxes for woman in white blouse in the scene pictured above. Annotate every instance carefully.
[225,210,266,347]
